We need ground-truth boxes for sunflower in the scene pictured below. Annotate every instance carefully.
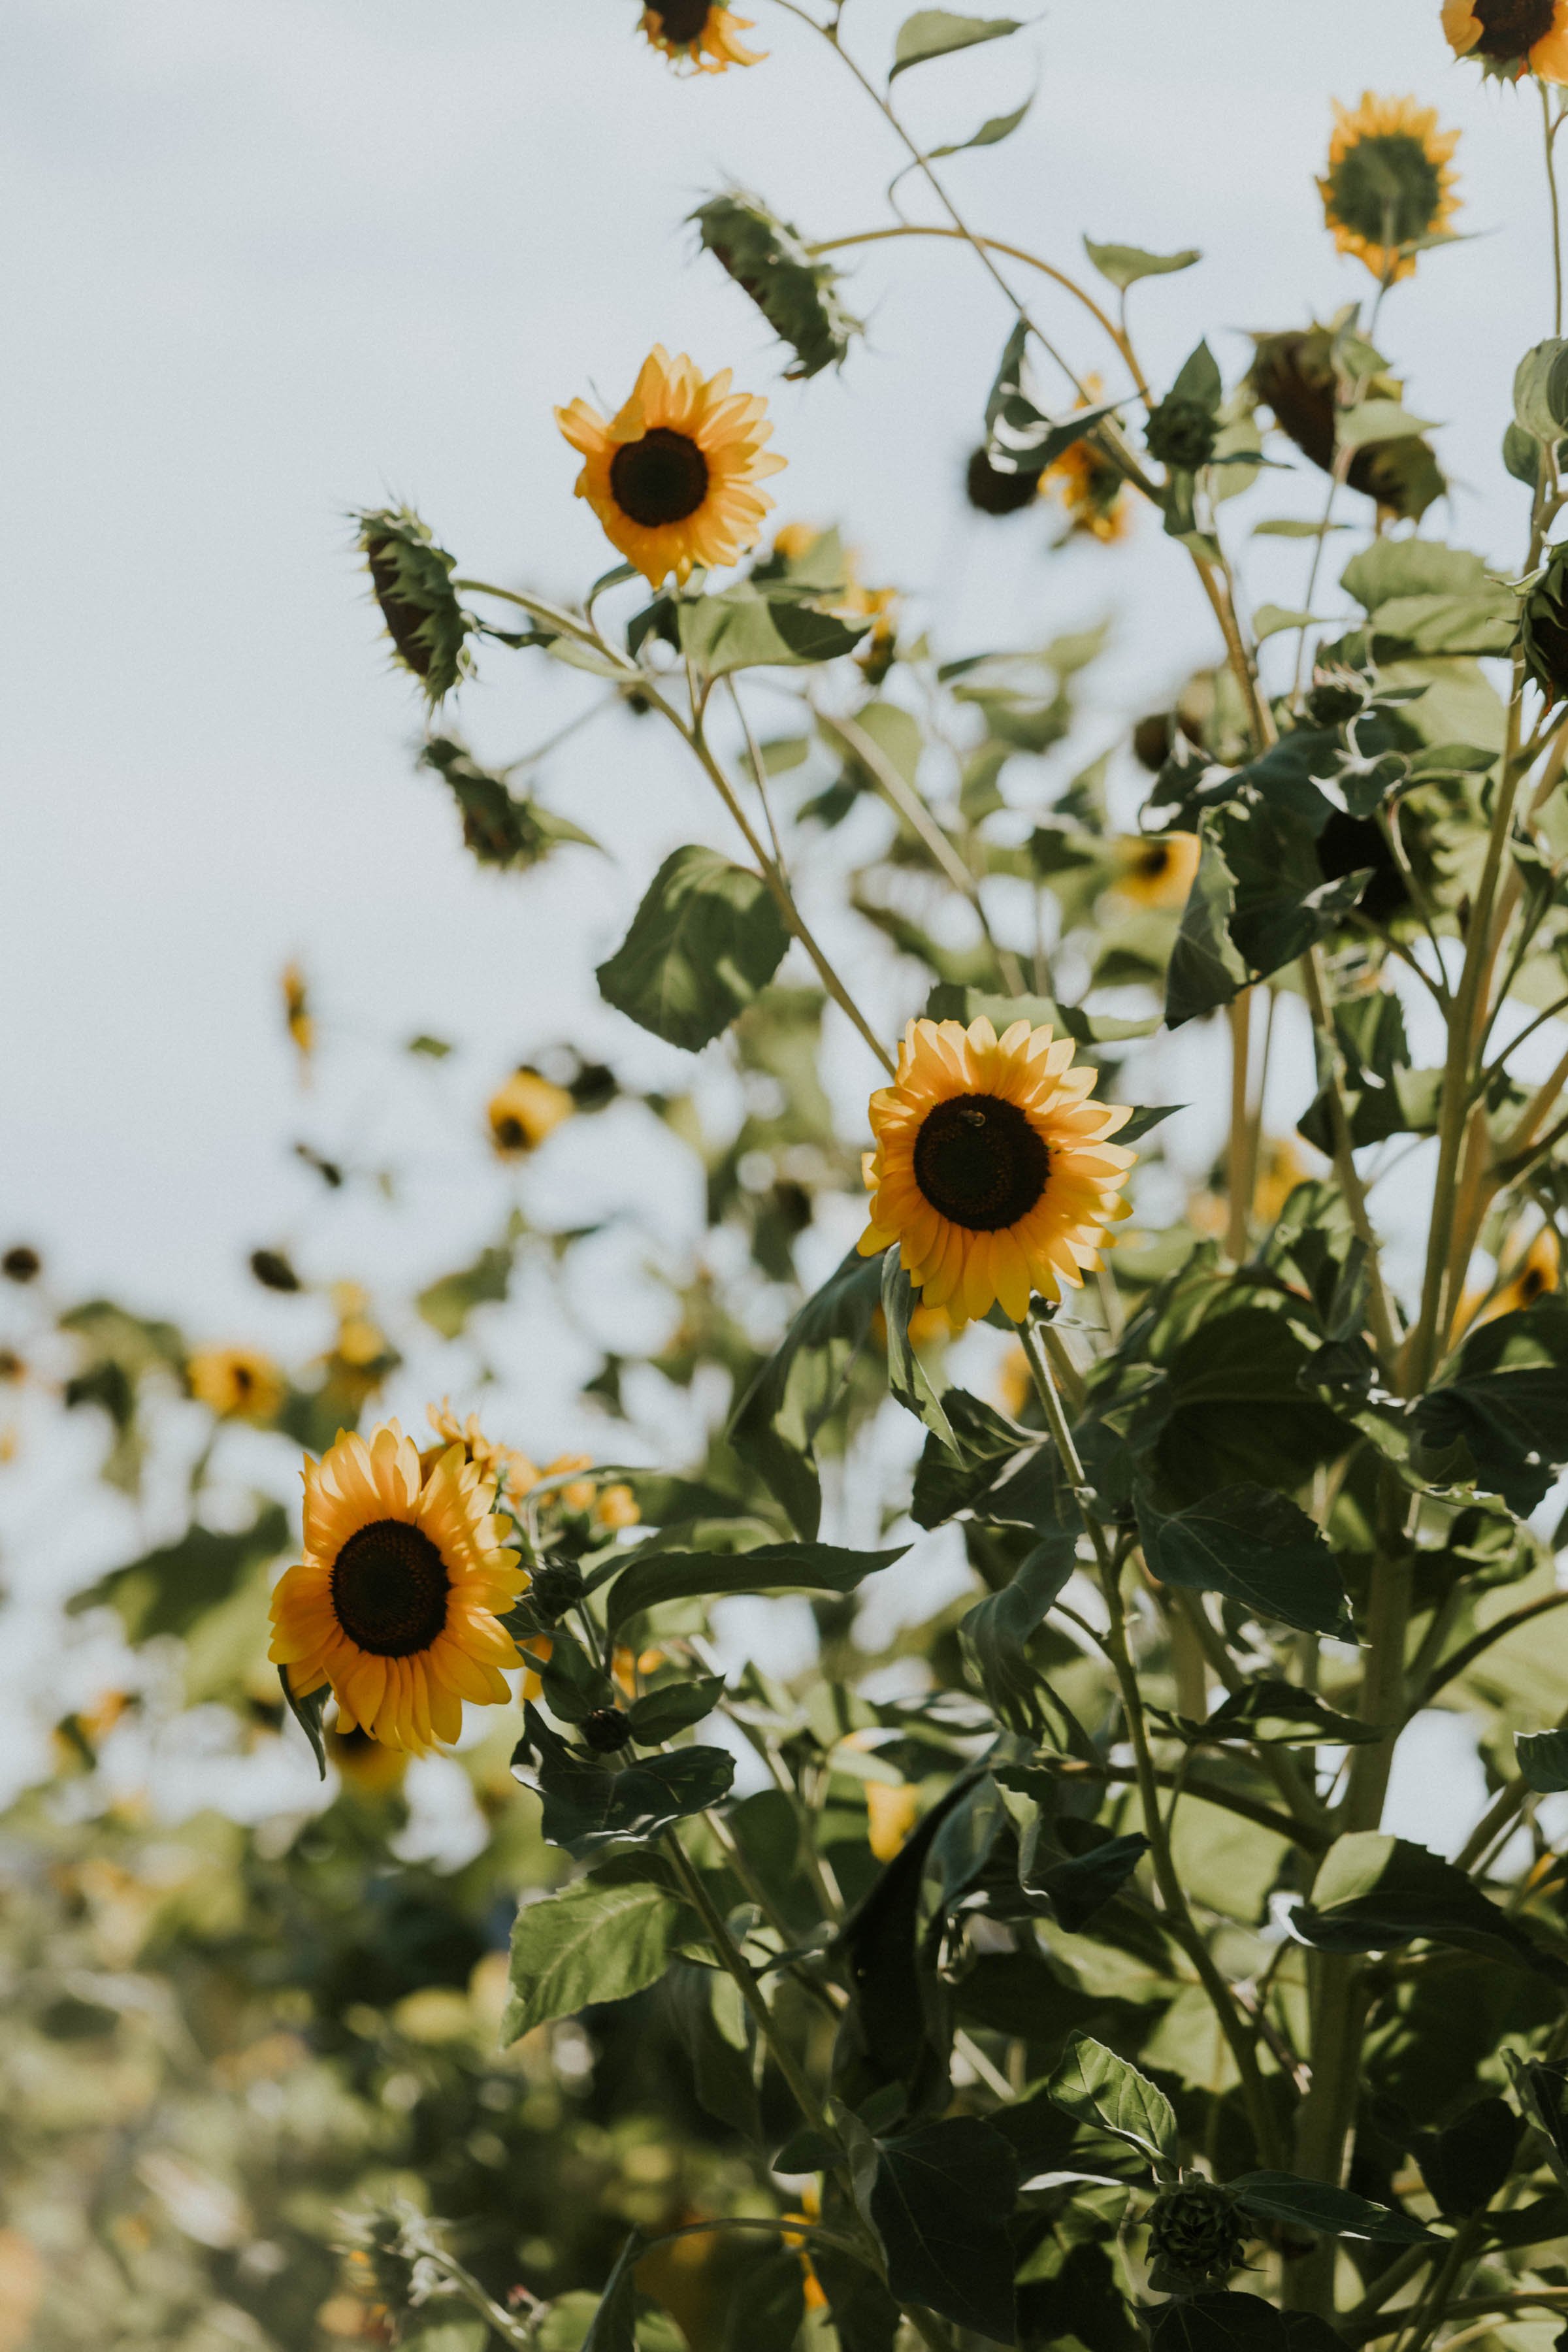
[281,960,314,1066]
[327,1721,408,1795]
[188,1345,286,1423]
[423,1399,538,1497]
[556,347,785,587]
[1443,0,1568,78]
[269,1422,525,1753]
[1111,832,1201,911]
[640,0,764,72]
[1477,1226,1561,1323]
[1040,387,1131,542]
[865,1779,919,1862]
[487,1067,573,1157]
[1319,95,1461,284]
[857,1017,1137,1329]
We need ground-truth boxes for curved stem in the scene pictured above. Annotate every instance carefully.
[808,223,1147,393]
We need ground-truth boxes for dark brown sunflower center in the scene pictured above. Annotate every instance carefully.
[610,428,710,529]
[331,1519,449,1657]
[1471,0,1553,57]
[651,0,713,41]
[1135,845,1171,880]
[494,1117,526,1150]
[912,1094,1050,1233]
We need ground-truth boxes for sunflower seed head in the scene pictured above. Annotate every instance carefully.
[355,506,474,704]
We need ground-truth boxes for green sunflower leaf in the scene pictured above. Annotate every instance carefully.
[278,1667,329,1783]
[679,583,868,677]
[605,1540,906,1641]
[1045,2031,1178,2169]
[729,1245,886,1537]
[596,845,791,1053]
[1228,2174,1437,2244]
[514,1705,736,1859]
[930,90,1034,158]
[868,2117,1020,2344]
[889,10,1021,78]
[1294,1832,1568,1983]
[1517,1726,1568,1793]
[501,1856,699,2040]
[1083,238,1201,291]
[1135,1484,1354,1639]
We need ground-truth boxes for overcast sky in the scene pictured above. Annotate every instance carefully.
[3,0,1562,1830]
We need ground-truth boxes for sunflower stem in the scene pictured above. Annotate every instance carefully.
[1015,1315,1284,2166]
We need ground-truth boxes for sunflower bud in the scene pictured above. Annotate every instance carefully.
[581,1706,634,1754]
[529,1560,587,1622]
[692,191,860,380]
[1145,2180,1247,2294]
[1305,670,1372,728]
[355,506,474,704]
[1522,544,1568,707]
[250,1247,302,1293]
[1145,396,1218,473]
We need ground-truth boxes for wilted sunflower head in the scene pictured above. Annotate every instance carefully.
[1318,94,1460,283]
[354,507,473,704]
[188,1345,286,1424]
[268,1422,525,1754]
[692,193,858,380]
[1111,832,1201,910]
[857,1015,1136,1329]
[1250,330,1445,521]
[641,0,764,72]
[556,346,786,587]
[966,446,1041,515]
[487,1068,574,1158]
[1443,0,1568,80]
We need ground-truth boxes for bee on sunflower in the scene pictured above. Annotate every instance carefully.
[557,347,785,588]
[269,1422,525,1752]
[857,1017,1136,1329]
[1109,832,1201,911]
[639,0,764,72]
[1443,0,1568,78]
[1318,95,1461,284]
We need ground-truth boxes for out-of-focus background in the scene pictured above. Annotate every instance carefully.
[1,0,1557,1872]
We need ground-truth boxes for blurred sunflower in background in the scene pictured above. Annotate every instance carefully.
[269,1423,524,1752]
[1443,0,1568,79]
[1471,1225,1561,1324]
[487,1066,573,1158]
[281,958,314,1075]
[188,1344,285,1423]
[1111,831,1201,910]
[965,445,1041,515]
[557,347,785,586]
[1319,94,1460,283]
[1039,388,1130,542]
[858,1017,1135,1328]
[640,0,764,72]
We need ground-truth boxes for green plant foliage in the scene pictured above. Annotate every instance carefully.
[596,845,792,1051]
[503,1859,699,2039]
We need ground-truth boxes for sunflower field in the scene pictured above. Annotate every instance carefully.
[14,5,1568,2352]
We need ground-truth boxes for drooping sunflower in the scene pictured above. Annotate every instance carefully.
[556,346,786,587]
[487,1067,573,1157]
[1111,832,1201,911]
[857,1017,1137,1328]
[1443,0,1568,78]
[1318,95,1461,284]
[640,0,764,72]
[188,1345,286,1423]
[269,1422,525,1752]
